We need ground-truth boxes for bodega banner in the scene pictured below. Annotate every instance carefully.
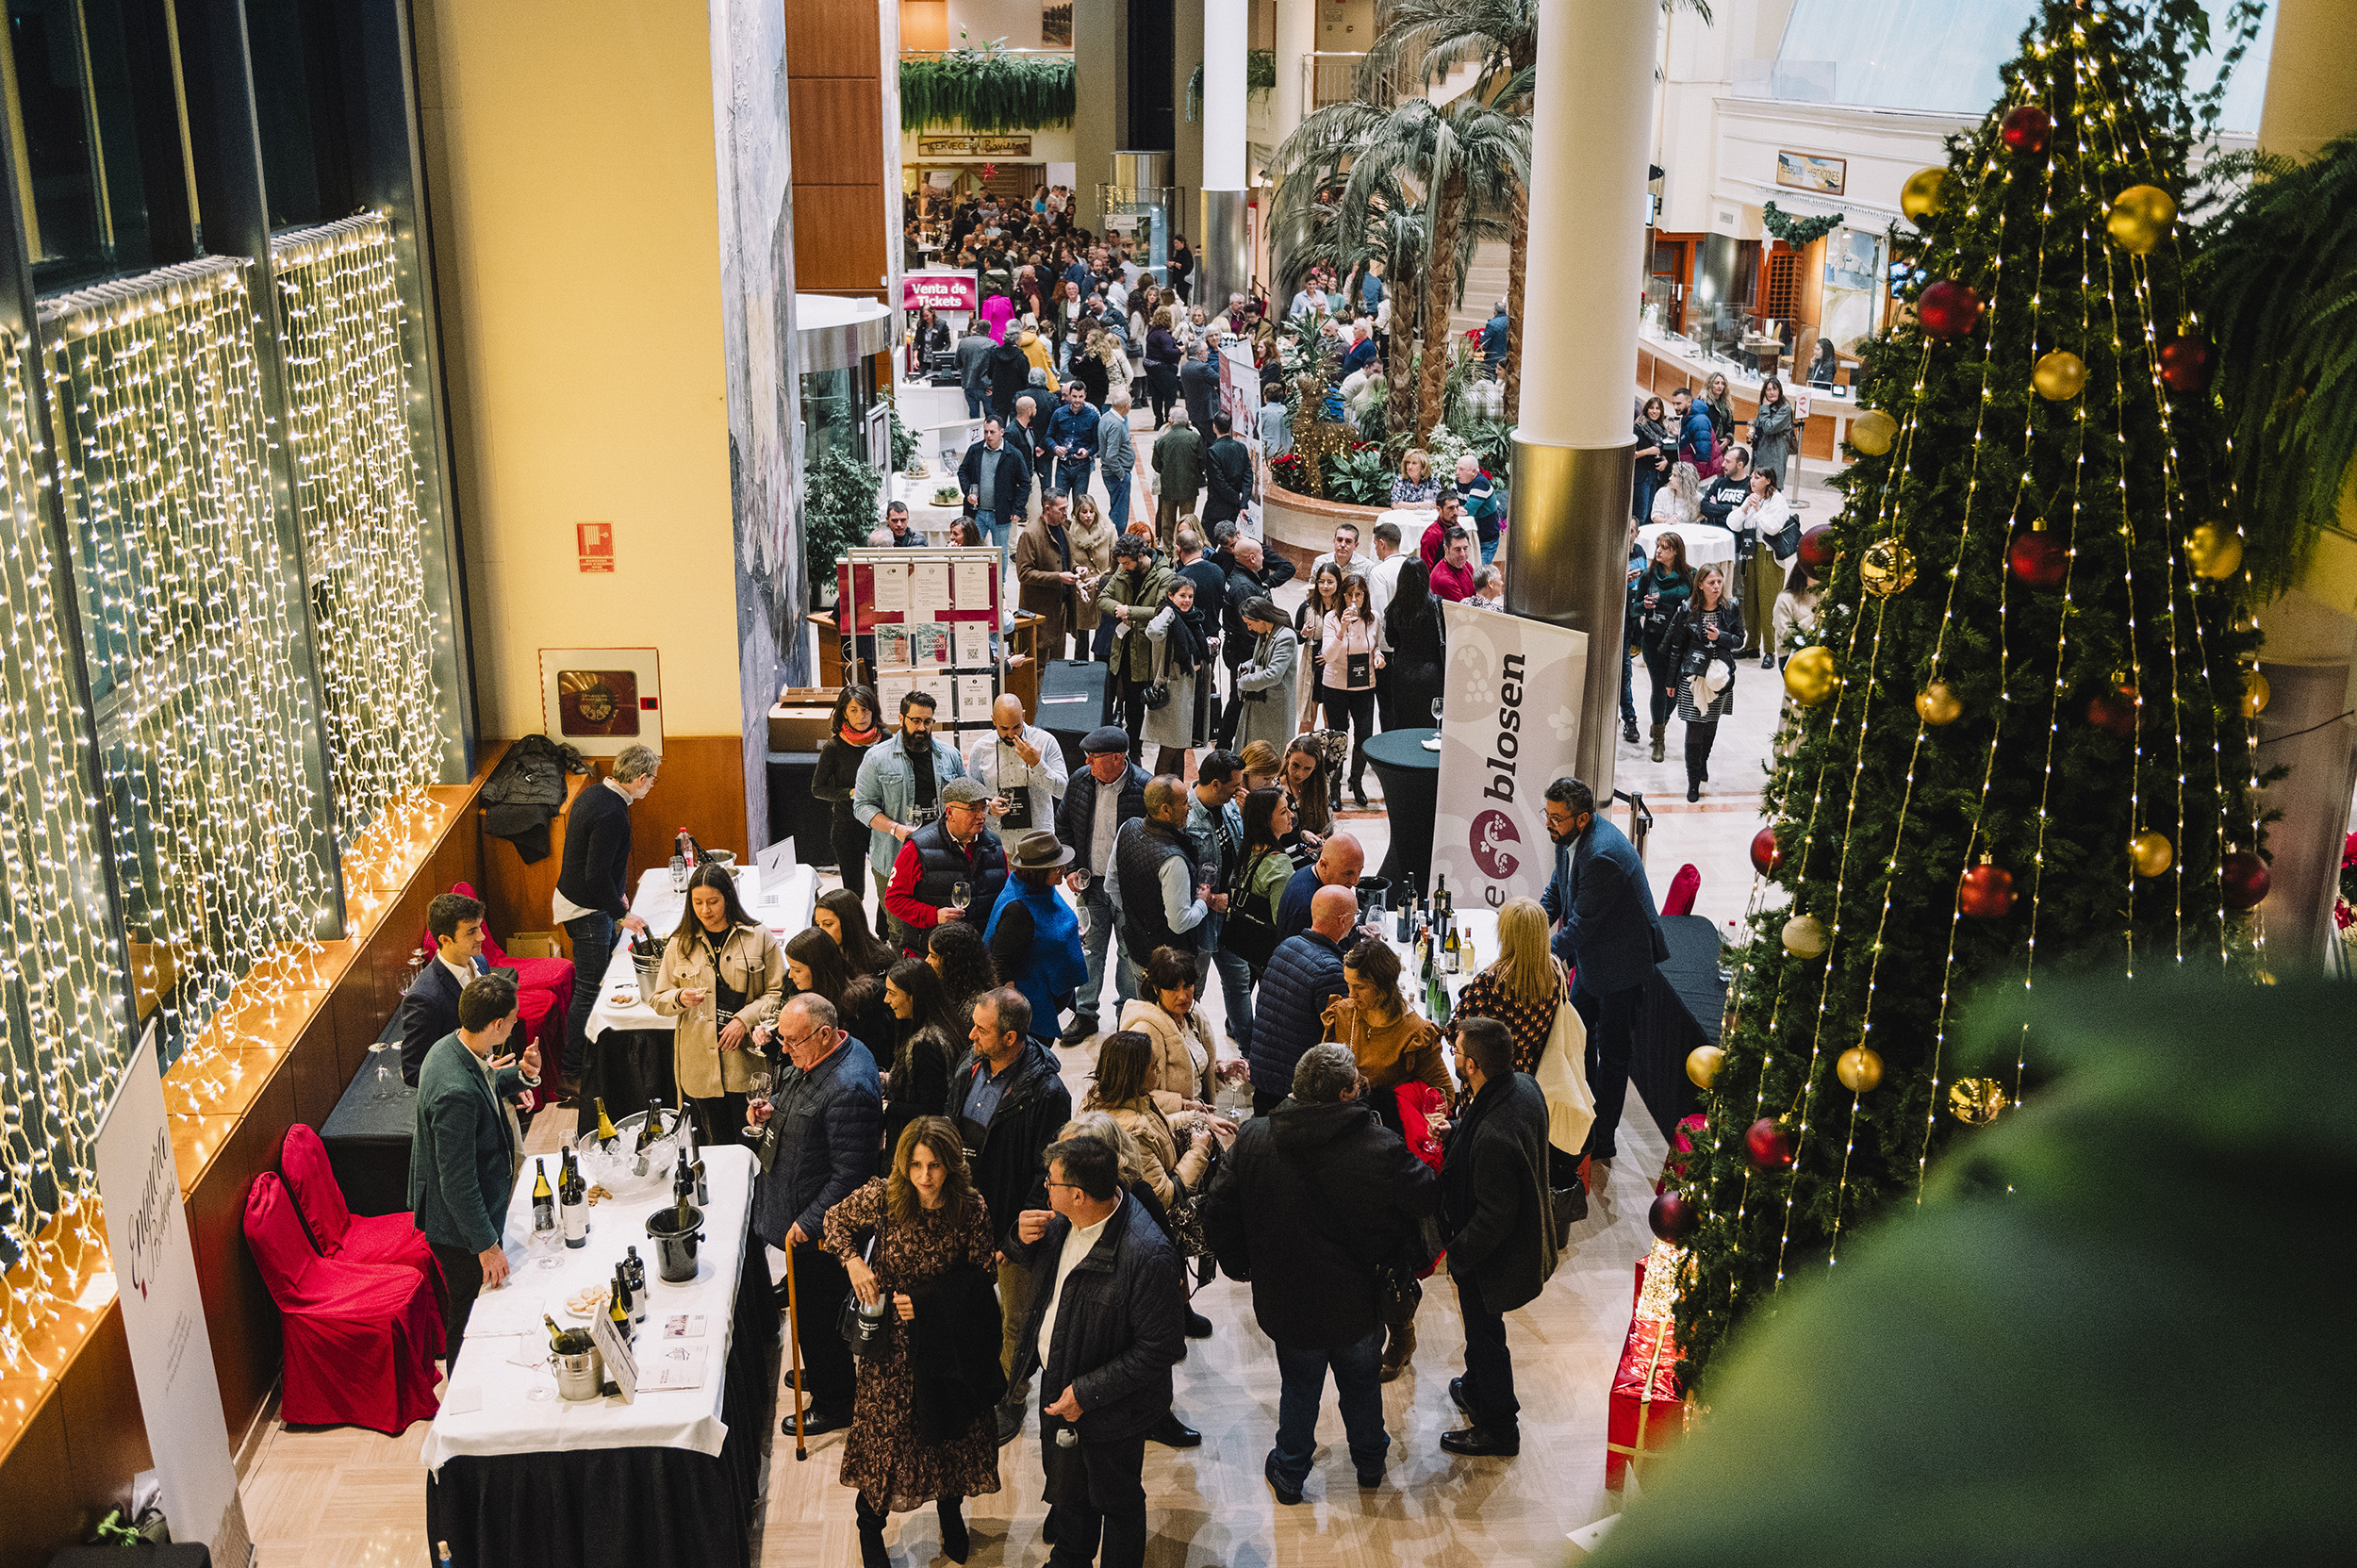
[1430,602,1589,908]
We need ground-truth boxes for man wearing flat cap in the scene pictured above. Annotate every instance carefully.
[1052,727,1149,1045]
[883,776,1009,954]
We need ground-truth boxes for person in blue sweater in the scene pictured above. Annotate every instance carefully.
[1539,777,1668,1162]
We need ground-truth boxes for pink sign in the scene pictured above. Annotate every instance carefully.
[904,271,979,313]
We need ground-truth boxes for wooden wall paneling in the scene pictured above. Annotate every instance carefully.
[792,187,890,292]
[0,1391,83,1568]
[788,0,882,74]
[58,1310,155,1509]
[622,734,748,889]
[791,79,884,188]
[899,0,948,52]
[287,1005,342,1129]
[189,1071,296,1436]
[331,966,382,1083]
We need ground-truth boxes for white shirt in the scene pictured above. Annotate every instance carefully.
[1310,550,1366,585]
[439,952,484,992]
[966,724,1069,834]
[1367,551,1409,647]
[1090,778,1123,876]
[1037,1195,1122,1367]
[548,779,637,924]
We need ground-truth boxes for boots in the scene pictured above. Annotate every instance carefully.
[1687,721,1718,802]
[1379,1316,1418,1383]
[855,1494,889,1568]
[938,1495,970,1564]
[1650,723,1666,764]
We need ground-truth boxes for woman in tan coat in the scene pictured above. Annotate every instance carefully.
[1079,1029,1212,1214]
[1117,946,1246,1118]
[651,865,785,1145]
[1067,493,1114,653]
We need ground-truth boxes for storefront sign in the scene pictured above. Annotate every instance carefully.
[1430,602,1590,904]
[918,135,1031,157]
[94,1028,243,1559]
[1775,150,1846,196]
[577,520,615,573]
[904,270,979,313]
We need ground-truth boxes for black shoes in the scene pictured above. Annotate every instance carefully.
[994,1399,1025,1446]
[1687,781,1701,802]
[1185,1308,1214,1339]
[789,1403,850,1437]
[1060,1021,1097,1048]
[1264,1452,1304,1505]
[1441,1425,1521,1458]
[1760,653,1776,670]
[1147,1411,1202,1447]
[1449,1376,1473,1416]
[1357,1460,1384,1488]
[1352,781,1369,808]
[938,1496,970,1564]
[1622,718,1640,745]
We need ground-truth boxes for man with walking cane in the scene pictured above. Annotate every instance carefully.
[749,992,882,1438]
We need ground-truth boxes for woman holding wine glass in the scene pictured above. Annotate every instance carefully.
[879,958,960,1158]
[784,926,895,1064]
[651,865,785,1147]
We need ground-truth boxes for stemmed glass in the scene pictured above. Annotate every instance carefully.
[1431,697,1444,726]
[950,880,974,916]
[1425,696,1445,751]
[1070,868,1092,935]
[744,1072,773,1140]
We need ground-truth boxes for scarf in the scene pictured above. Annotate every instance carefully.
[840,721,881,748]
[1163,602,1210,675]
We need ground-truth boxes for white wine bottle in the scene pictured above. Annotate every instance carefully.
[531,1159,554,1236]
[559,1151,588,1248]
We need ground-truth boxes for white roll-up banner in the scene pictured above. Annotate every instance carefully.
[1431,602,1590,907]
[93,1027,242,1555]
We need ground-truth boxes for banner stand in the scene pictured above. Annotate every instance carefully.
[1430,602,1590,907]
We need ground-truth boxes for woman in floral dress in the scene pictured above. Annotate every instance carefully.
[823,1117,1002,1566]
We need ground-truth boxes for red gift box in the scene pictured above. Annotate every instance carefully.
[1606,1242,1689,1491]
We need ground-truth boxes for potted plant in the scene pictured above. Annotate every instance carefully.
[802,446,881,609]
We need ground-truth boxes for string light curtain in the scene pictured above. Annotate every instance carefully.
[271,215,442,869]
[0,329,133,1362]
[41,259,335,1074]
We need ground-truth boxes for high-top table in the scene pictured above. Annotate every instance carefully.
[1360,727,1440,886]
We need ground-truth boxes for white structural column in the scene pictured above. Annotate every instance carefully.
[1270,0,1314,151]
[1199,0,1250,309]
[2250,0,2357,966]
[1501,0,1657,798]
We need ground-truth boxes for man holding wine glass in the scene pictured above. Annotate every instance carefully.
[882,778,1010,956]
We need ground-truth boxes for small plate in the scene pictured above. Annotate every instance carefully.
[610,990,638,1006]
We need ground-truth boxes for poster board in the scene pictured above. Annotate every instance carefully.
[837,547,1007,738]
[1218,339,1263,535]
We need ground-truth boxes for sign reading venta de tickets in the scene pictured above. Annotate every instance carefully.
[1431,602,1589,907]
[93,1026,242,1554]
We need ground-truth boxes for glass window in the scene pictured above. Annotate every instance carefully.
[243,0,356,232]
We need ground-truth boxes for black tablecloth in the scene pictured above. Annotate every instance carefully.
[1036,659,1109,777]
[1361,727,1439,886]
[425,1211,775,1568]
[576,1030,681,1143]
[1630,915,1722,1141]
[320,1039,417,1217]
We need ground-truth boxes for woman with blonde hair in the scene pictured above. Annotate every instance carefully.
[1391,448,1440,507]
[821,1117,1002,1565]
[1239,738,1281,793]
[1650,459,1702,528]
[1453,897,1568,1079]
[1068,491,1114,657]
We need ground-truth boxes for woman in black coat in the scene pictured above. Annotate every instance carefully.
[812,685,886,937]
[1659,563,1744,802]
[1383,561,1446,733]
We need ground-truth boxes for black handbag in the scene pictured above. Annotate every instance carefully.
[835,1224,893,1359]
[1222,851,1281,970]
[1373,1257,1423,1328]
[1142,682,1172,710]
[1346,651,1373,687]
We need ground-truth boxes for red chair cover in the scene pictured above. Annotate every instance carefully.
[243,1173,442,1433]
[428,881,575,1110]
[1662,863,1701,918]
[280,1125,446,1309]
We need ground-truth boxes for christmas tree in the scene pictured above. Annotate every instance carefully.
[1668,0,2266,1378]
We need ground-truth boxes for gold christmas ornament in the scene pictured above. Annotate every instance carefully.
[1915,682,1964,726]
[1781,913,1829,958]
[1686,1045,1725,1090]
[2105,184,2178,256]
[2241,668,2270,717]
[2031,349,2088,401]
[1860,539,1918,598]
[2184,522,2244,580]
[1949,1077,2008,1125]
[1784,646,1840,707]
[1850,408,1899,456]
[2128,830,2175,879]
[1836,1046,1885,1094]
[1900,166,1946,224]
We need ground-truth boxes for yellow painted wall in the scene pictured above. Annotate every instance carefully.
[409,0,741,737]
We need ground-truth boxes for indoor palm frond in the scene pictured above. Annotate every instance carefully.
[2193,132,2357,602]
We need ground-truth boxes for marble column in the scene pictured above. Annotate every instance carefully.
[1198,0,1249,310]
[1500,0,1656,801]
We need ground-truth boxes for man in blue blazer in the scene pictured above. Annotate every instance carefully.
[410,974,537,1369]
[399,891,489,1086]
[1540,777,1669,1162]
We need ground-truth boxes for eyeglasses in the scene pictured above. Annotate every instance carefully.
[1043,1180,1085,1193]
[773,1020,830,1056]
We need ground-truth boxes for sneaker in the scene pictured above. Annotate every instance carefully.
[1263,1452,1305,1506]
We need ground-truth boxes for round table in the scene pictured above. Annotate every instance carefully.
[1362,727,1440,888]
[1638,518,1736,569]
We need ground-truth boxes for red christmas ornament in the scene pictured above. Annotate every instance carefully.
[1959,857,2017,920]
[2085,684,2139,740]
[1796,524,1838,572]
[1744,1118,1795,1171]
[1999,105,2053,154]
[1750,825,1783,878]
[2158,338,2212,394]
[2220,850,2271,910]
[1648,1191,1699,1245]
[2007,524,2069,589]
[1917,280,1985,339]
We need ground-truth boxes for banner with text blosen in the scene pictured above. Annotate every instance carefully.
[1431,602,1589,908]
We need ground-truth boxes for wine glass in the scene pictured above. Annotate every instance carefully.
[370,1061,397,1100]
[1069,868,1092,935]
[744,1072,773,1139]
[950,880,974,916]
[535,1223,563,1272]
[1431,697,1444,726]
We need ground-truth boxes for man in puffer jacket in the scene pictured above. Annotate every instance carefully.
[1244,885,1353,1116]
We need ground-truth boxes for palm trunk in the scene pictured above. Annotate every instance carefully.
[1387,277,1422,442]
[1417,171,1466,444]
[1505,178,1527,424]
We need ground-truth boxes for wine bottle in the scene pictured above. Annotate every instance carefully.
[559,1153,588,1248]
[1433,873,1450,919]
[1443,919,1461,975]
[1394,873,1415,942]
[594,1098,620,1148]
[623,1246,648,1321]
[673,1145,695,1211]
[610,1266,633,1335]
[543,1312,569,1352]
[531,1158,554,1235]
[634,1098,662,1176]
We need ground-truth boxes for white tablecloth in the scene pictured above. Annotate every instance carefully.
[1377,904,1501,1037]
[420,1146,756,1470]
[585,864,818,1040]
[1639,519,1737,569]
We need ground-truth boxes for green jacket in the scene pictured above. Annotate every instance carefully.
[1097,559,1178,682]
[408,1031,531,1254]
[1152,424,1204,502]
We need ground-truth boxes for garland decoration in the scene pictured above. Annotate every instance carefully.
[1760,201,1845,246]
[900,40,1076,133]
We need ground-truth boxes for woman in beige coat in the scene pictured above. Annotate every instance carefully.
[1067,493,1115,653]
[1117,945,1246,1118]
[651,865,785,1145]
[1080,1028,1212,1213]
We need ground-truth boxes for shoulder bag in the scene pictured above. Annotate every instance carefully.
[835,1214,894,1359]
[1532,972,1596,1157]
[1222,850,1282,971]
